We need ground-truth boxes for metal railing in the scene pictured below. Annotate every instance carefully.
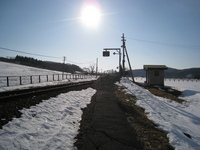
[0,74,95,87]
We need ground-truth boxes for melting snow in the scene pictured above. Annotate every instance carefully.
[0,88,96,150]
[1,62,200,149]
[117,77,200,150]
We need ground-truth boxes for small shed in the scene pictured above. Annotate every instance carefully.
[144,65,168,86]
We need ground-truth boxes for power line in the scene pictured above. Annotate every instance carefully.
[0,46,61,59]
[0,46,96,65]
[126,37,200,49]
[65,58,96,65]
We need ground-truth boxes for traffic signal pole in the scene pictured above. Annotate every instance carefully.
[102,33,135,82]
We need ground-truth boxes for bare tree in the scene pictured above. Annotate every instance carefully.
[89,63,95,74]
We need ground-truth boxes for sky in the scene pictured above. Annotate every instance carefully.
[0,0,200,72]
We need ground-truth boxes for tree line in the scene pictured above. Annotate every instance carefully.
[0,55,83,74]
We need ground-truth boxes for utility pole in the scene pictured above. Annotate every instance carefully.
[63,56,66,64]
[125,47,135,82]
[121,33,135,82]
[62,56,66,79]
[121,33,126,76]
[96,58,98,78]
[102,33,134,82]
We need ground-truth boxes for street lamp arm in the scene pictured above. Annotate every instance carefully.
[103,48,121,51]
[104,48,121,54]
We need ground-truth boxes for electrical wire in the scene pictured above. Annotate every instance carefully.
[65,58,96,65]
[126,37,200,49]
[0,46,61,59]
[0,46,96,65]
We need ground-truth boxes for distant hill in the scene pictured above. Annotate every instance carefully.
[132,69,146,77]
[165,68,200,78]
[133,68,200,79]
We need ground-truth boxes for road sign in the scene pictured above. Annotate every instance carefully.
[103,51,110,57]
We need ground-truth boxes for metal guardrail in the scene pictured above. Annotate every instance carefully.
[0,80,95,101]
[0,74,95,87]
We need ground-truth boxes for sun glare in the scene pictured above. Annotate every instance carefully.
[81,1,101,28]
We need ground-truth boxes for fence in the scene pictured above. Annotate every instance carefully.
[134,77,200,83]
[164,78,200,82]
[0,74,95,87]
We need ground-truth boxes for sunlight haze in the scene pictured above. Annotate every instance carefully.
[0,0,200,71]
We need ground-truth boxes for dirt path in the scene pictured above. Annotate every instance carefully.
[75,75,174,150]
[75,75,142,150]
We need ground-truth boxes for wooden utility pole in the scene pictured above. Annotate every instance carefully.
[125,47,135,82]
[121,33,126,76]
[121,33,135,82]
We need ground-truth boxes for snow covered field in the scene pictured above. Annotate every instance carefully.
[0,61,97,92]
[0,61,65,76]
[117,77,200,150]
[1,61,200,149]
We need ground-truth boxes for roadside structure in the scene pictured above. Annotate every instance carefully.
[144,65,168,86]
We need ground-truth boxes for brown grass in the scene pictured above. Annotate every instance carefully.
[115,86,174,150]
[148,87,184,103]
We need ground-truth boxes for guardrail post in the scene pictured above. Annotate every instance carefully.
[46,75,48,82]
[30,76,33,84]
[39,75,41,83]
[20,76,22,85]
[7,77,9,86]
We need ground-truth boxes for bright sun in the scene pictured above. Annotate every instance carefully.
[81,1,101,28]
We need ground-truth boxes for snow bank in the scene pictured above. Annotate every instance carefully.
[116,78,200,150]
[0,88,96,150]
